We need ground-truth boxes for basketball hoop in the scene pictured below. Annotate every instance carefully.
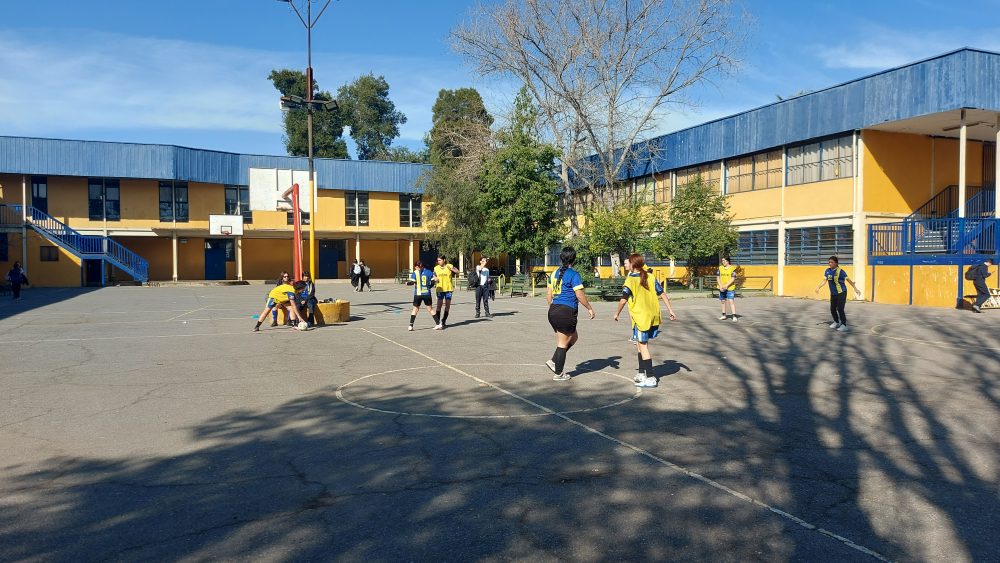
[220,226,232,236]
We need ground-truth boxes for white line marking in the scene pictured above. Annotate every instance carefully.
[336,364,640,418]
[0,330,300,344]
[166,305,210,322]
[359,327,890,562]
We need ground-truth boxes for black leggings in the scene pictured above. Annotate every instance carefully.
[830,292,847,325]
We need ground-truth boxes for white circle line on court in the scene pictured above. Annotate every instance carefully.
[357,327,890,562]
[335,364,641,419]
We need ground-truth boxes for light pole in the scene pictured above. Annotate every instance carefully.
[277,0,334,279]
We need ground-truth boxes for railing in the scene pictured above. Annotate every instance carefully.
[869,218,998,256]
[0,204,149,282]
[960,188,995,219]
[906,186,957,222]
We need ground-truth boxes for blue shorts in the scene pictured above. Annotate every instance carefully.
[436,291,453,300]
[266,298,291,309]
[632,325,660,344]
[719,289,735,300]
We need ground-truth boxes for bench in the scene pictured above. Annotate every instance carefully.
[984,288,1000,309]
[509,274,530,297]
[395,270,412,284]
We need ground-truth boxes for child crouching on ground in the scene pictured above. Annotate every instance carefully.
[254,280,308,332]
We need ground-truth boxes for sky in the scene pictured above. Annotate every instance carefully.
[2,0,999,158]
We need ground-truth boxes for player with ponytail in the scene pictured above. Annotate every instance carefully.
[544,246,595,381]
[614,253,677,388]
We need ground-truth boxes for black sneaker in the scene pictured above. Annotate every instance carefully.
[270,321,278,327]
[475,312,480,318]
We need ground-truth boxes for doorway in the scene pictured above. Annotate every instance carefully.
[84,259,103,287]
[204,239,229,280]
[319,239,346,279]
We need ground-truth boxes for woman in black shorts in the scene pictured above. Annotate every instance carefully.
[545,247,596,381]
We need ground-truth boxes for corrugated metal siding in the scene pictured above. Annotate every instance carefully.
[639,48,1000,176]
[0,136,431,193]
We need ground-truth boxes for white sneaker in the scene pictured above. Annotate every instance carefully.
[635,376,658,388]
[719,314,728,321]
[731,315,738,322]
[552,372,571,381]
[829,322,841,329]
[545,360,558,375]
[633,372,644,383]
[434,324,443,330]
[837,324,849,332]
[407,325,414,331]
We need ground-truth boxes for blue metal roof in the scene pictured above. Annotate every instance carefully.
[622,48,1000,179]
[0,137,431,193]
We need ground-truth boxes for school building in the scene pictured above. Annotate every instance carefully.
[0,140,435,286]
[578,47,999,307]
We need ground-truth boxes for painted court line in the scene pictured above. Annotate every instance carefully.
[359,326,891,562]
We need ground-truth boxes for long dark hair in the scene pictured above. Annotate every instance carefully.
[628,253,649,289]
[557,246,577,283]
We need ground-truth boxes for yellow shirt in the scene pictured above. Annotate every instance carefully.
[623,274,661,331]
[433,264,455,292]
[718,265,736,288]
[268,284,296,303]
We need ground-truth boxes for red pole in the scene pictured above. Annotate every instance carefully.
[283,183,303,279]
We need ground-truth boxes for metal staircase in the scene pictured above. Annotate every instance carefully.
[0,204,148,283]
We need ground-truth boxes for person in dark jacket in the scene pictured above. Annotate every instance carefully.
[474,257,492,318]
[6,262,28,301]
[297,271,318,324]
[969,258,994,313]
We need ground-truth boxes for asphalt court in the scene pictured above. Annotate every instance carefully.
[0,282,997,561]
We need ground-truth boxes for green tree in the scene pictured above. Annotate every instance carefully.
[581,202,664,273]
[337,74,408,160]
[423,88,494,260]
[477,88,562,261]
[655,176,738,263]
[382,145,430,164]
[268,69,348,159]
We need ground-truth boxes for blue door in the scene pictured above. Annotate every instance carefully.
[319,239,345,279]
[204,239,227,280]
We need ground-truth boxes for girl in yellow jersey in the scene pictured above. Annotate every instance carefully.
[431,255,461,330]
[614,254,676,388]
[718,256,738,322]
[254,280,307,332]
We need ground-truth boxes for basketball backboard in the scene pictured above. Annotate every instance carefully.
[209,214,244,236]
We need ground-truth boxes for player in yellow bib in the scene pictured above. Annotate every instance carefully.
[614,254,676,388]
[253,281,307,332]
[718,256,738,322]
[431,255,461,330]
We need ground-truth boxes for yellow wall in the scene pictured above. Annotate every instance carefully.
[24,231,82,287]
[782,265,830,299]
[241,238,299,281]
[863,130,933,214]
[933,137,984,189]
[0,174,26,204]
[867,264,999,308]
[783,178,854,218]
[728,188,781,221]
[116,236,174,281]
[868,265,910,305]
[119,180,161,228]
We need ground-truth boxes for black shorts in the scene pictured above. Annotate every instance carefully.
[412,295,432,307]
[548,304,579,335]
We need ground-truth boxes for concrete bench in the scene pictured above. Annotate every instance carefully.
[278,300,350,325]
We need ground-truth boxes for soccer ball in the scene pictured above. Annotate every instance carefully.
[297,321,309,331]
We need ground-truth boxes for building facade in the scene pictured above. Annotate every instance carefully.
[0,139,434,286]
[568,48,1000,307]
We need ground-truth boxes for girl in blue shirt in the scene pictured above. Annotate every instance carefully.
[814,256,861,332]
[545,247,596,381]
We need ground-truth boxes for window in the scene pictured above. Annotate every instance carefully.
[31,176,47,214]
[88,178,120,221]
[346,191,369,226]
[726,156,754,194]
[785,226,853,264]
[787,135,853,186]
[546,244,562,266]
[676,162,722,192]
[224,239,236,262]
[654,172,672,204]
[0,233,7,262]
[287,211,310,225]
[159,181,188,222]
[635,176,655,203]
[753,150,783,190]
[731,230,779,265]
[399,194,422,227]
[225,186,252,224]
[40,246,59,261]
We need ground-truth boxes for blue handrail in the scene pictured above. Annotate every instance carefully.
[0,204,148,282]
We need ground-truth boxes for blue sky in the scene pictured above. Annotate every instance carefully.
[2,0,999,158]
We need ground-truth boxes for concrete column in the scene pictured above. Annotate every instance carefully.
[395,239,400,274]
[171,231,178,281]
[236,236,243,281]
[408,237,414,268]
[852,132,866,298]
[355,234,361,262]
[458,252,464,273]
[20,175,27,275]
[777,222,786,296]
[959,109,967,218]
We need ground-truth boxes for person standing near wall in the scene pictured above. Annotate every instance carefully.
[718,256,738,322]
[815,256,861,331]
[350,260,361,292]
[6,262,27,301]
[474,257,492,319]
[967,258,995,313]
[360,260,372,291]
